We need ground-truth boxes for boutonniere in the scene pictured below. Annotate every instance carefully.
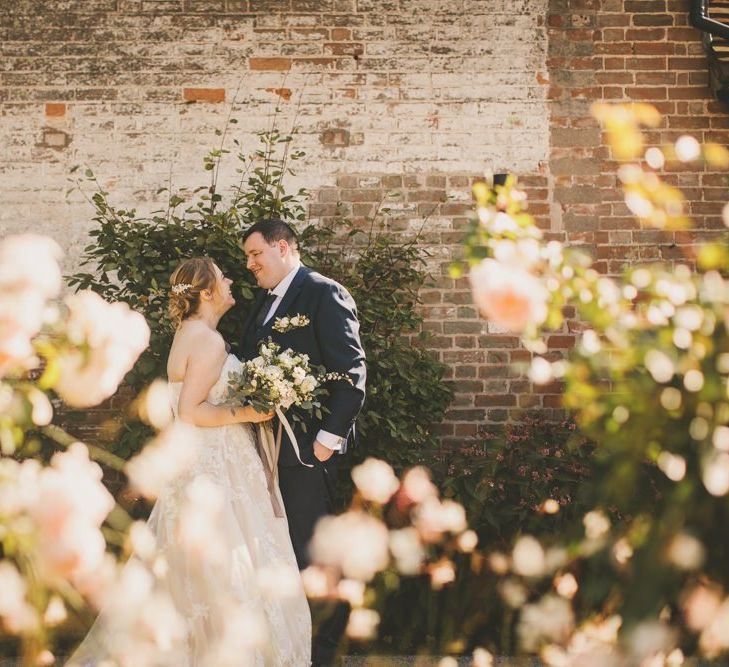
[272,314,310,333]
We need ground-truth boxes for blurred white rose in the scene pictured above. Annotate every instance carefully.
[389,527,425,575]
[337,579,365,607]
[401,466,438,504]
[529,357,554,385]
[128,521,158,561]
[205,605,269,665]
[126,422,197,499]
[627,621,675,663]
[346,608,380,640]
[0,235,62,298]
[54,290,150,407]
[137,379,173,429]
[413,498,467,542]
[473,647,494,667]
[457,529,479,553]
[512,535,546,577]
[88,559,188,667]
[554,573,579,600]
[177,476,226,565]
[429,558,456,589]
[702,452,729,496]
[488,551,510,574]
[0,561,38,633]
[666,533,705,570]
[136,592,188,653]
[43,595,67,627]
[583,510,610,540]
[310,511,389,581]
[257,563,303,600]
[351,458,400,504]
[0,457,40,517]
[518,595,574,652]
[300,565,333,598]
[499,579,528,608]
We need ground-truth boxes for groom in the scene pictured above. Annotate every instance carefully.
[240,218,367,664]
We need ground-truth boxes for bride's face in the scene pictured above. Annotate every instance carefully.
[210,264,235,313]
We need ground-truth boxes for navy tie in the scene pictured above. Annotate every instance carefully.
[255,291,277,328]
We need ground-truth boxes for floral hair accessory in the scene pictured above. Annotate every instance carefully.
[272,314,310,333]
[171,283,193,295]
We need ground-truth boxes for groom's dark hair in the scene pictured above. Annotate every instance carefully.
[243,218,299,253]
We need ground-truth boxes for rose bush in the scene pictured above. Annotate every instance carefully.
[306,104,729,665]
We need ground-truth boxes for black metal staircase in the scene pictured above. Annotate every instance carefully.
[691,0,729,101]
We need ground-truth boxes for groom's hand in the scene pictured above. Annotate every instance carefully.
[313,440,334,462]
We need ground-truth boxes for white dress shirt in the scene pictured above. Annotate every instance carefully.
[265,262,344,453]
[262,262,301,325]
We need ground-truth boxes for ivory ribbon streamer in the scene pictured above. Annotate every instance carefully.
[256,422,285,518]
[256,408,313,518]
[275,406,314,469]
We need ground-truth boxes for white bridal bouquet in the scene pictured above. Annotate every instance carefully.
[226,338,349,425]
[226,339,351,514]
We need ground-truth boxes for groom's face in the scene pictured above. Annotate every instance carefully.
[244,232,289,290]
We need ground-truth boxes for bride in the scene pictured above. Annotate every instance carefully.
[68,257,311,666]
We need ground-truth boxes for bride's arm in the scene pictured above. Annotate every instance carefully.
[178,333,273,427]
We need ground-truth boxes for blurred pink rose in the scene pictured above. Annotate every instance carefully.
[683,584,722,632]
[469,258,548,333]
[29,443,114,582]
[0,235,62,375]
[55,290,150,408]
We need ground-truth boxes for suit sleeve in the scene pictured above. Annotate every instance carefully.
[314,282,367,438]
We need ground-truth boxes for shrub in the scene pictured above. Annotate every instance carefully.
[68,122,452,493]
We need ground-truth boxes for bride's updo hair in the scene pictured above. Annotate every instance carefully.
[169,257,217,328]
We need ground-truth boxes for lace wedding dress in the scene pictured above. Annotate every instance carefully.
[68,354,311,667]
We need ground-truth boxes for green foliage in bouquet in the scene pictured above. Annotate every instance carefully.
[68,118,452,476]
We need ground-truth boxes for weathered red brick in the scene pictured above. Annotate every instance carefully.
[249,58,291,71]
[183,88,225,103]
[45,102,66,117]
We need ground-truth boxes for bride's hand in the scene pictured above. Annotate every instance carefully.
[239,406,275,423]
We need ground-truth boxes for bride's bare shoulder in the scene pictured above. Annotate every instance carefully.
[167,321,226,380]
[176,320,225,349]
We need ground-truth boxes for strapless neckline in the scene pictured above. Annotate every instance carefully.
[168,353,236,385]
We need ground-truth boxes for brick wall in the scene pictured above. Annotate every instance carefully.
[1,0,728,446]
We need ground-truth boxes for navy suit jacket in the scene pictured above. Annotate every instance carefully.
[240,266,367,467]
